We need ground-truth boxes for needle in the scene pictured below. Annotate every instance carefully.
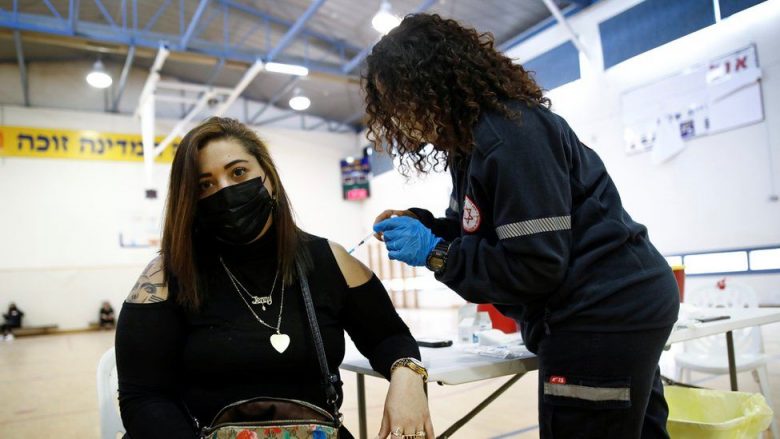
[348,232,375,254]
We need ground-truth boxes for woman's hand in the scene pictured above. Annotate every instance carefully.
[373,209,418,241]
[375,368,434,439]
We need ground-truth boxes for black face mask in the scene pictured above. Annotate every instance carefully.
[196,177,275,245]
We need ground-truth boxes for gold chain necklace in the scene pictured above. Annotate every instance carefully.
[219,258,279,311]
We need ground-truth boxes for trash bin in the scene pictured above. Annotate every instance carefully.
[665,386,774,438]
[672,264,685,302]
[476,303,518,333]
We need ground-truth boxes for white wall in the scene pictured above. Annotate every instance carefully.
[261,127,365,245]
[0,105,362,329]
[504,0,780,303]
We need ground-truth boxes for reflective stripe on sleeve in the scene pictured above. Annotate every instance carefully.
[543,382,630,402]
[496,216,571,240]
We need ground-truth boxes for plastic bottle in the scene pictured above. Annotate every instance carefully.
[457,303,478,343]
[471,311,493,344]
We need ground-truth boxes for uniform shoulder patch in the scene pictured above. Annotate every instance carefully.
[462,195,482,233]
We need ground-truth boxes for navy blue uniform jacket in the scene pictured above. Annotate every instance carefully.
[410,102,680,353]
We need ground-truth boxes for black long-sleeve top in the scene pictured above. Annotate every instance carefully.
[410,101,679,353]
[3,308,23,327]
[99,307,115,322]
[116,229,420,438]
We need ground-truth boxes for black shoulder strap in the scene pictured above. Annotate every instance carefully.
[295,261,342,424]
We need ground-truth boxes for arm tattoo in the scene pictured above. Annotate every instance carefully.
[127,258,168,303]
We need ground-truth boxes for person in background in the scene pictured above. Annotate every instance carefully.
[364,14,680,439]
[115,117,433,439]
[99,301,115,329]
[2,303,24,341]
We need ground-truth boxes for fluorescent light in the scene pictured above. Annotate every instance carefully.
[372,0,401,34]
[86,60,112,89]
[289,95,311,111]
[749,248,780,270]
[684,251,748,274]
[265,62,309,76]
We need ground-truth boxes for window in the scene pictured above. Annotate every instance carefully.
[684,251,748,274]
[749,248,780,270]
[665,256,683,267]
[665,246,780,275]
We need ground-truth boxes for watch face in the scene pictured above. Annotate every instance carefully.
[429,256,445,271]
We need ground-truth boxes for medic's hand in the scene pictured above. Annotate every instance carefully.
[373,216,442,267]
[373,209,418,241]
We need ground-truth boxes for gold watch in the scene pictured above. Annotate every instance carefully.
[390,357,428,382]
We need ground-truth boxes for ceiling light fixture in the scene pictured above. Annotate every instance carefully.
[372,0,401,34]
[265,62,309,76]
[86,59,113,89]
[289,88,311,111]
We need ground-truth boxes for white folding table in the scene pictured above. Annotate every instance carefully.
[666,308,780,391]
[341,307,780,439]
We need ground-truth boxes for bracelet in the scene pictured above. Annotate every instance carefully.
[390,357,428,382]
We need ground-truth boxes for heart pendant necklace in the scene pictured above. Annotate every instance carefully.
[221,257,289,354]
[270,332,290,353]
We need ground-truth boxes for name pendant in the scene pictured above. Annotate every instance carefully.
[251,295,272,310]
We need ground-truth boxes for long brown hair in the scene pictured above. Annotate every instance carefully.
[161,117,308,311]
[363,13,551,175]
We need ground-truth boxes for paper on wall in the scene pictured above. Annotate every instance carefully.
[652,116,686,165]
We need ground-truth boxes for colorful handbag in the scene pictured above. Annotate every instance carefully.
[200,262,343,439]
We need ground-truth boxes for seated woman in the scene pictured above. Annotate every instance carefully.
[116,117,433,439]
[2,302,24,341]
[98,301,115,329]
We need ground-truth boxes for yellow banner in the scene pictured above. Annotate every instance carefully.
[0,126,178,163]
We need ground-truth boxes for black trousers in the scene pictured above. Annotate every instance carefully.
[537,326,674,438]
[1,323,20,335]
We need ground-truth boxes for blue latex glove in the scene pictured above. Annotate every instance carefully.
[373,216,443,266]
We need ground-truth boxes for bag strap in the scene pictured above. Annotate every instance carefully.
[295,260,342,425]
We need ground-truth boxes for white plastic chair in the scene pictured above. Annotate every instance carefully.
[675,280,778,439]
[97,346,125,439]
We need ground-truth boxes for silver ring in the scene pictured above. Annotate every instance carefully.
[391,427,403,437]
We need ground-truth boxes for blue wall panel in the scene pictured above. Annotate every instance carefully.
[523,41,581,91]
[599,0,715,69]
[719,0,766,18]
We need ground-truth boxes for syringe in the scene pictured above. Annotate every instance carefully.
[347,232,376,254]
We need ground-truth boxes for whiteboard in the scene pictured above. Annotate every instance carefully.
[621,45,763,159]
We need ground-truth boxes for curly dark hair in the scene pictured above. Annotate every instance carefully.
[363,13,550,175]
